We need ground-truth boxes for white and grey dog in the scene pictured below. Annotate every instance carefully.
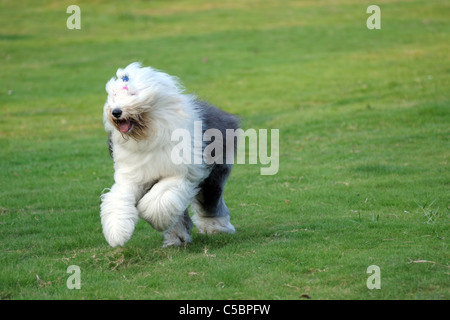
[100,63,239,247]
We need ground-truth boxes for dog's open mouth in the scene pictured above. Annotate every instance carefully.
[110,111,148,140]
[116,120,133,133]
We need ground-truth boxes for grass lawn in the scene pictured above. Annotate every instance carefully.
[0,0,449,300]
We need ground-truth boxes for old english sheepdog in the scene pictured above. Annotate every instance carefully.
[100,62,240,247]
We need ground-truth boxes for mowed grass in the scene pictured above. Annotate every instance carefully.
[0,0,449,299]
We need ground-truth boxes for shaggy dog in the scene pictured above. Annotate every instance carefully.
[100,63,239,247]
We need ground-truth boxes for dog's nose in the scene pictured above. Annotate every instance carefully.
[112,108,122,119]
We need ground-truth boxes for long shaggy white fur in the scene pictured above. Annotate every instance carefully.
[100,63,238,247]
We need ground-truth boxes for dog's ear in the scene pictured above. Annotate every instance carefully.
[103,101,115,133]
[105,78,115,95]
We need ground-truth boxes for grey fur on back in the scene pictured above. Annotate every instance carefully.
[196,99,240,134]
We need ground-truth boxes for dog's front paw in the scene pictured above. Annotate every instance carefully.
[101,216,137,247]
[100,189,139,247]
[137,199,179,232]
[192,214,235,235]
[137,187,187,232]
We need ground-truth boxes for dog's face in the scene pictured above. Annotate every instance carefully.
[103,63,153,141]
[103,62,182,141]
[104,97,151,141]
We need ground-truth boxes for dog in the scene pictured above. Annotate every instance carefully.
[100,62,240,247]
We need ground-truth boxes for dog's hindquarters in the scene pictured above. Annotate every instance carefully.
[190,100,240,234]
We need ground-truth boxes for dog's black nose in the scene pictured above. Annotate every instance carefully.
[112,108,122,119]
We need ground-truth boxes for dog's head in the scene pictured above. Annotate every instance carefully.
[103,62,184,140]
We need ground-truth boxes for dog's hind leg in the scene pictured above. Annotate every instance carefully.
[191,164,235,234]
[162,209,193,247]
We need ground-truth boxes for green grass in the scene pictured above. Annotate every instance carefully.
[1,0,449,300]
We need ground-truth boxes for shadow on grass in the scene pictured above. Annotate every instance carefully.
[99,223,277,271]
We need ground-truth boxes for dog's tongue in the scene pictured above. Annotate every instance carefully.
[119,121,131,133]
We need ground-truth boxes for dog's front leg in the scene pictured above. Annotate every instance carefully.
[100,183,141,247]
[137,177,197,232]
